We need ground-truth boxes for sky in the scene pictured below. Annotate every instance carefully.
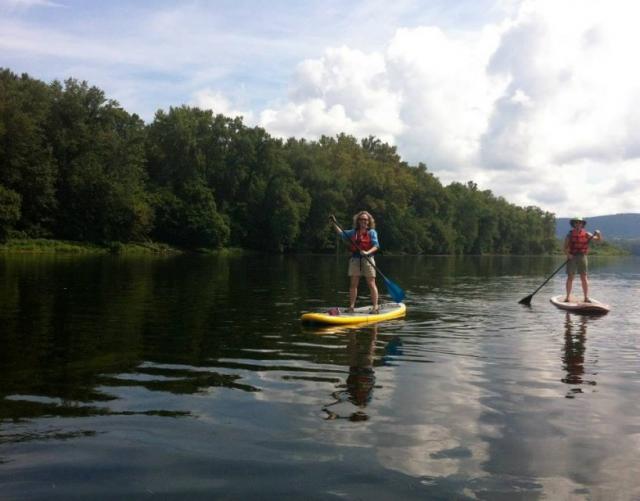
[1,0,639,218]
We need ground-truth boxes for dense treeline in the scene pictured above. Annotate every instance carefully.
[0,69,556,254]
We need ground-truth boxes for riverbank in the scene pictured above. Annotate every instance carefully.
[0,238,181,255]
[0,238,631,256]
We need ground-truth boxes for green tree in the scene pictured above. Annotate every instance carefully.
[0,184,21,241]
[48,78,151,242]
[0,69,57,236]
[0,68,561,255]
[285,137,349,251]
[151,183,229,248]
[146,106,230,248]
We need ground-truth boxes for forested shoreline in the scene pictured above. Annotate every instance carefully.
[1,68,558,254]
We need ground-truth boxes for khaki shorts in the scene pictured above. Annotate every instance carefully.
[567,254,588,275]
[348,256,376,277]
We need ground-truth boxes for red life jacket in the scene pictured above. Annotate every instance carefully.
[568,229,589,254]
[350,230,373,254]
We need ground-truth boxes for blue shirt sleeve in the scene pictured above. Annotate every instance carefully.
[341,229,355,240]
[369,229,380,248]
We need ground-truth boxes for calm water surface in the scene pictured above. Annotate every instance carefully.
[1,254,639,500]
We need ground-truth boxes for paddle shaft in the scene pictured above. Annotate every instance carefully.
[522,258,569,300]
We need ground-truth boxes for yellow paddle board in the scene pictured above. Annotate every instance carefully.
[301,302,406,325]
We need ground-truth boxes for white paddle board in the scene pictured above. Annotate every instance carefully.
[550,295,610,315]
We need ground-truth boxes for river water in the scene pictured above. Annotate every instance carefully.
[1,254,639,500]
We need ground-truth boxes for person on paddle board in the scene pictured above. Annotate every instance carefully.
[564,217,602,303]
[330,212,380,313]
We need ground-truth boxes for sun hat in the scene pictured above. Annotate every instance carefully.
[570,216,587,227]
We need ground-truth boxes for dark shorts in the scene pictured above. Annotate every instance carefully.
[567,254,588,275]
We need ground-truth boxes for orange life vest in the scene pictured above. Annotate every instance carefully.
[568,229,589,254]
[350,230,373,254]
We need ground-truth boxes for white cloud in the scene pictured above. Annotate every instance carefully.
[387,25,506,172]
[191,88,254,123]
[261,99,352,138]
[260,46,403,143]
[607,170,640,215]
[257,0,640,216]
[479,0,640,215]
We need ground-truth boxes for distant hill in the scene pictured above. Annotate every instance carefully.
[555,213,640,239]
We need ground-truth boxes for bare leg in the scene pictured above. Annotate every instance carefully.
[580,273,589,301]
[565,274,574,302]
[365,276,379,311]
[349,275,360,310]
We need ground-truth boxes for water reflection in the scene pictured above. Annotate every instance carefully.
[560,313,598,398]
[1,254,638,500]
[322,326,378,421]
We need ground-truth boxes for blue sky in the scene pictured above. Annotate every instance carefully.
[2,0,639,218]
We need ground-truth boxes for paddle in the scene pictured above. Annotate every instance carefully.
[330,215,406,303]
[518,231,598,305]
[518,260,569,306]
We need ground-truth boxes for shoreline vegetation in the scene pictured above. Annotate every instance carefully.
[0,238,179,255]
[0,238,247,256]
[0,68,628,256]
[0,238,630,256]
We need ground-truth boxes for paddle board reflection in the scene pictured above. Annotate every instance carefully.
[561,313,598,398]
[322,327,378,421]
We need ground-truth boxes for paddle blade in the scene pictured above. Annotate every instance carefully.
[518,295,533,305]
[384,277,405,303]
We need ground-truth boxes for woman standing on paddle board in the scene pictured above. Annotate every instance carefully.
[330,212,380,313]
[564,217,602,303]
